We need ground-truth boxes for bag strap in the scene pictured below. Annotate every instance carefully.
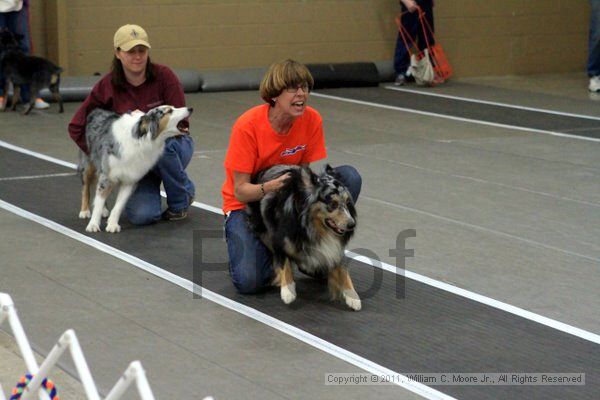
[417,6,436,52]
[395,12,420,56]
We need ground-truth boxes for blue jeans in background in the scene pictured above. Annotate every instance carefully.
[125,135,195,225]
[588,0,600,77]
[225,165,362,294]
[0,7,32,101]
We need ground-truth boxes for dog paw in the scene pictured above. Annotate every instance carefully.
[105,222,121,233]
[281,283,297,304]
[101,207,110,218]
[85,221,101,232]
[343,289,361,311]
[78,210,91,219]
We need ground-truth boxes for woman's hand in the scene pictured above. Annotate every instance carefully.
[401,0,418,12]
[233,171,291,203]
[264,172,291,194]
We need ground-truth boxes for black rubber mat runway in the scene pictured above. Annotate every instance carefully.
[316,87,600,139]
[1,147,598,399]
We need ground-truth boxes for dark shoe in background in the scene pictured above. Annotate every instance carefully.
[161,208,188,221]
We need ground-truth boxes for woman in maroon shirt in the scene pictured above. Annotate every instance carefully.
[69,24,195,224]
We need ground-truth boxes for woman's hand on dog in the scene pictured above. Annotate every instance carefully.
[264,172,291,194]
[234,171,291,203]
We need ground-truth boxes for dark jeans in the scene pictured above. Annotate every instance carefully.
[393,0,435,76]
[0,8,32,101]
[588,0,600,77]
[224,165,362,294]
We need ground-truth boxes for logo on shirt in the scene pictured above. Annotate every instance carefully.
[281,144,306,157]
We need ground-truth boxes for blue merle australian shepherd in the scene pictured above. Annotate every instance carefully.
[79,105,192,233]
[247,164,361,310]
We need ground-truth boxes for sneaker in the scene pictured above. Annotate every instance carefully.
[589,76,600,92]
[161,208,188,221]
[162,195,194,221]
[35,98,50,109]
[394,74,406,86]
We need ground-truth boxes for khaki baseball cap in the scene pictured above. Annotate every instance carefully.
[113,24,151,51]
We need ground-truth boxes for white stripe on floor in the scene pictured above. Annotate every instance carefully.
[0,172,77,181]
[310,92,600,143]
[384,85,600,121]
[337,148,600,209]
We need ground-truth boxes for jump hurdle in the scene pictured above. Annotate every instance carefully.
[0,293,157,400]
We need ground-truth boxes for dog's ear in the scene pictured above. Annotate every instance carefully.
[135,114,159,138]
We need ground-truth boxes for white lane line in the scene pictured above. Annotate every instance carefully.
[346,250,600,345]
[0,172,77,181]
[362,195,599,264]
[1,140,599,346]
[310,92,600,143]
[0,199,454,400]
[384,85,600,121]
[0,140,78,168]
[339,149,600,209]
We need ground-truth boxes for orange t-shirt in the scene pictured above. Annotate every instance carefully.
[221,104,327,213]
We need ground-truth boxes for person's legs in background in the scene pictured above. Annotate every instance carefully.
[416,0,435,51]
[588,0,600,92]
[15,3,49,108]
[0,11,19,102]
[393,7,419,85]
[0,5,50,108]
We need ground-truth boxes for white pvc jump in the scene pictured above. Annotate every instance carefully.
[0,293,158,400]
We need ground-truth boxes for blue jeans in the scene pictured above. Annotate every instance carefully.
[588,0,600,77]
[225,165,362,294]
[0,7,31,101]
[125,135,195,225]
[393,0,435,76]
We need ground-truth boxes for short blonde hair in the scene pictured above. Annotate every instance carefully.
[260,59,314,106]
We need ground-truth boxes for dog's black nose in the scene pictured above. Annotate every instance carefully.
[188,107,194,113]
[347,220,356,231]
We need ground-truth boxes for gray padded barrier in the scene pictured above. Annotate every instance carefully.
[174,68,203,93]
[37,62,393,101]
[199,67,268,92]
[306,62,380,89]
[199,63,387,92]
[39,69,202,102]
[374,60,395,82]
[39,75,101,102]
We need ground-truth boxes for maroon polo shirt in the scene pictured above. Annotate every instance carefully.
[68,63,187,154]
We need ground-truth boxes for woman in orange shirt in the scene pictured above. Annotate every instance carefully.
[221,59,362,294]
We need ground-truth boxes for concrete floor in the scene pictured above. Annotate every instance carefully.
[0,72,598,399]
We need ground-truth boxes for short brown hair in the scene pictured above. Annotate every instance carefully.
[259,59,314,106]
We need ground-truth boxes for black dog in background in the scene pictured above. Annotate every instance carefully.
[0,28,63,114]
